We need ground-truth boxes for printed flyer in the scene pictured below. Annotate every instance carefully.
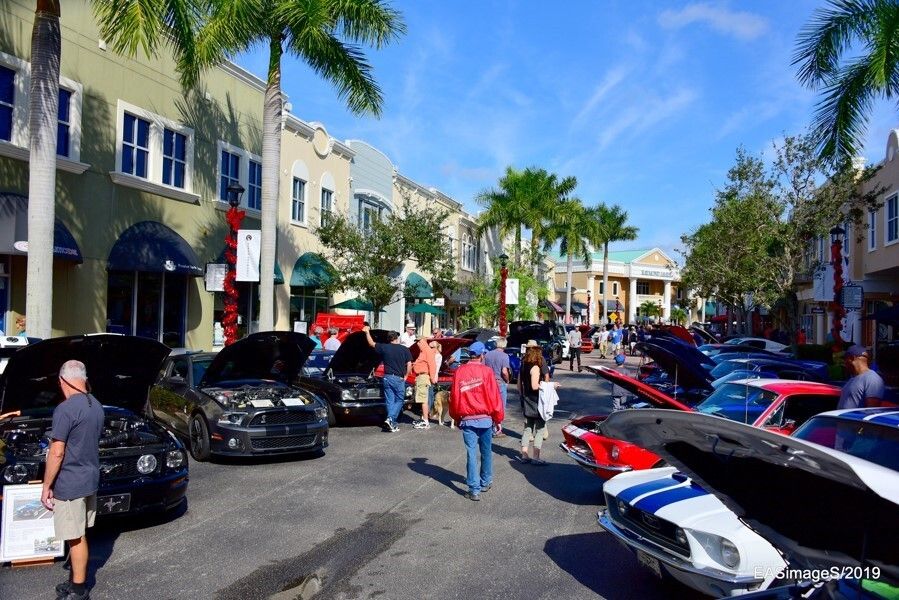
[0,483,63,563]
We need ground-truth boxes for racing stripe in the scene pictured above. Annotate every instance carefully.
[841,409,876,421]
[866,411,899,426]
[616,478,681,504]
[633,484,708,513]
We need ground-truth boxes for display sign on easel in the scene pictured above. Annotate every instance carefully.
[0,483,63,564]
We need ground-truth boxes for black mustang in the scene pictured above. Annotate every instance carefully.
[150,331,329,461]
[0,334,189,517]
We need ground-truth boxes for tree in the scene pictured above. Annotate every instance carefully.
[316,204,455,326]
[638,300,660,321]
[794,0,899,162]
[463,261,545,328]
[25,0,201,338]
[476,167,532,267]
[525,168,577,275]
[543,198,592,322]
[189,0,405,331]
[669,306,688,326]
[588,204,638,325]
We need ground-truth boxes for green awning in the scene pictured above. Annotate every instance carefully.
[407,303,445,315]
[406,272,433,299]
[291,252,333,288]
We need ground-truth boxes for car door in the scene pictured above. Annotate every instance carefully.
[150,356,194,438]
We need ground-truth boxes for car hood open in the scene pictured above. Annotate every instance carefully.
[635,341,713,391]
[585,365,694,411]
[0,334,170,415]
[201,331,315,386]
[326,329,390,376]
[600,409,899,579]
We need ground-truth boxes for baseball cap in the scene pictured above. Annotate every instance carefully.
[845,344,868,358]
[469,341,487,356]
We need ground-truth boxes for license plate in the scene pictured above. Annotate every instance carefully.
[97,493,131,515]
[637,550,662,578]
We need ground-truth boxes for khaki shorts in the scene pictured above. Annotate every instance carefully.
[53,494,96,541]
[414,374,431,404]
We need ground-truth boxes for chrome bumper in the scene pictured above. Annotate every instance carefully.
[559,442,632,473]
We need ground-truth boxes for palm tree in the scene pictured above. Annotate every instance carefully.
[669,306,688,326]
[26,0,200,338]
[525,168,577,271]
[588,204,638,325]
[793,0,899,162]
[188,0,405,331]
[476,167,530,266]
[543,199,593,322]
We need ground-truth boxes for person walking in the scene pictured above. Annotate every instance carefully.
[516,343,551,465]
[597,327,609,359]
[323,327,341,351]
[41,360,104,600]
[449,341,504,501]
[838,345,887,409]
[609,323,623,357]
[364,327,412,432]
[412,338,438,429]
[399,324,417,348]
[628,326,638,356]
[566,327,582,371]
[484,338,511,437]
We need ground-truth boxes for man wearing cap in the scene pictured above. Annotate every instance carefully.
[399,324,417,348]
[838,345,886,409]
[449,341,504,501]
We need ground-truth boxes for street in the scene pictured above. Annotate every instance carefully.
[1,353,700,600]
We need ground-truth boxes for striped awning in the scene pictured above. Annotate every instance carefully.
[545,299,564,313]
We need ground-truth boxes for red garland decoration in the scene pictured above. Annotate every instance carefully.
[829,239,845,352]
[223,205,246,346]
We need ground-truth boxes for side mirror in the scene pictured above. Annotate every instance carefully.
[169,375,185,383]
[783,419,797,431]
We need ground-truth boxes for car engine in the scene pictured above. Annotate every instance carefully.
[203,384,317,409]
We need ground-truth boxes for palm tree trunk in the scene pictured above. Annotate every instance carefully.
[565,253,573,324]
[26,0,61,339]
[258,36,283,332]
[514,225,521,267]
[602,241,610,325]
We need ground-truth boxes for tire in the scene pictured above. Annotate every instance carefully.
[188,414,211,462]
[326,404,337,427]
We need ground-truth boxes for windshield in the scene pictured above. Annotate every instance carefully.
[710,360,753,379]
[192,358,212,385]
[304,351,334,376]
[795,416,899,472]
[711,370,763,388]
[696,383,778,424]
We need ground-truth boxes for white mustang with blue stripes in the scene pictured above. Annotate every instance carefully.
[599,467,786,597]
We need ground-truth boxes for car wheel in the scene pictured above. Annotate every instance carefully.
[326,404,337,427]
[189,414,211,462]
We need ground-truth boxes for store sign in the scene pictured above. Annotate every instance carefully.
[205,263,227,292]
[505,278,519,305]
[433,298,445,307]
[841,284,863,310]
[236,229,261,282]
[811,306,825,314]
[639,269,670,278]
[0,484,65,563]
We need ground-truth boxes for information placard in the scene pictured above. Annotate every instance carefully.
[0,483,64,563]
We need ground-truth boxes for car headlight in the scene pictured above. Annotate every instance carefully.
[340,389,354,401]
[609,445,620,460]
[136,454,158,475]
[166,449,185,469]
[314,406,329,420]
[3,463,29,483]
[404,386,412,397]
[720,538,740,568]
[616,498,628,516]
[675,527,688,546]
[218,412,247,426]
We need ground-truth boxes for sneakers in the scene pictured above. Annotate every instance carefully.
[480,483,492,493]
[531,458,548,466]
[464,492,480,501]
[413,420,431,430]
[56,584,88,600]
[514,455,531,464]
[383,419,399,432]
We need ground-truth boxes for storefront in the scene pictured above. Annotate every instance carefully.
[404,271,433,330]
[289,252,333,331]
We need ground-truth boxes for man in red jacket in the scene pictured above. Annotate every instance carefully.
[450,341,504,501]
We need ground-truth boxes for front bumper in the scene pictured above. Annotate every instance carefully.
[558,442,633,479]
[333,400,386,418]
[99,468,189,515]
[597,510,764,597]
[211,420,328,456]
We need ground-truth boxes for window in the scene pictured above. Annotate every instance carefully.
[462,233,476,271]
[358,196,384,233]
[106,271,188,347]
[612,282,620,295]
[247,160,261,210]
[121,113,150,178]
[869,210,877,251]
[320,188,333,225]
[219,150,240,201]
[162,128,187,188]
[292,177,306,223]
[56,88,72,157]
[0,65,13,142]
[887,194,898,244]
[636,281,650,295]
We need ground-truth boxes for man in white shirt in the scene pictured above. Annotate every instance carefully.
[399,324,417,348]
[598,328,610,359]
[323,327,341,351]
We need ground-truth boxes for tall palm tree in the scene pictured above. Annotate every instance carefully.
[588,204,638,324]
[26,0,200,338]
[476,167,530,266]
[543,199,593,322]
[188,0,405,331]
[669,306,688,326]
[525,168,577,270]
[793,0,899,162]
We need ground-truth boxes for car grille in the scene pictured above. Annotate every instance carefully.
[605,493,690,557]
[249,411,317,427]
[250,434,318,451]
[99,455,161,481]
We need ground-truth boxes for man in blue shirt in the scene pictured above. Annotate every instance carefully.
[483,338,511,437]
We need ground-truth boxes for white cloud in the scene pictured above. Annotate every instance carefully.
[658,3,768,41]
[597,87,698,150]
[573,65,630,124]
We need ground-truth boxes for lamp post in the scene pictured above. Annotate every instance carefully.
[223,182,246,346]
[830,225,846,352]
[586,290,591,325]
[498,253,509,337]
[615,296,622,325]
[657,297,663,324]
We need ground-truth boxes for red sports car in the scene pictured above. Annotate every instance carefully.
[560,365,841,480]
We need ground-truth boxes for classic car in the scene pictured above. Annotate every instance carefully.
[633,341,715,404]
[710,357,828,383]
[1,334,188,517]
[13,499,47,520]
[456,328,499,342]
[507,320,563,364]
[723,336,787,353]
[150,331,329,460]
[560,367,840,480]
[598,409,899,599]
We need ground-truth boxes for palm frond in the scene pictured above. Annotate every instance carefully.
[793,0,878,87]
[811,57,877,161]
[327,0,406,47]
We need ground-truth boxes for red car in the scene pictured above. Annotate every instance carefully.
[560,365,841,480]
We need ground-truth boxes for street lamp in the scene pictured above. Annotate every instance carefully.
[657,297,663,324]
[830,225,846,351]
[615,296,622,325]
[586,289,591,325]
[223,182,246,346]
[498,253,509,337]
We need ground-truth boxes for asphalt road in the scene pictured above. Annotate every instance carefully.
[1,352,702,600]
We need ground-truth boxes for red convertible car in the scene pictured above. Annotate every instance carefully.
[560,365,841,480]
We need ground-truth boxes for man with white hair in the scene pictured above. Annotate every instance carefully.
[41,360,104,600]
[323,327,341,351]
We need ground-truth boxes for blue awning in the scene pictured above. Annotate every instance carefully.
[0,192,83,263]
[108,221,203,276]
[290,252,333,287]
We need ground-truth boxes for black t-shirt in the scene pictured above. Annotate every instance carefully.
[375,342,412,377]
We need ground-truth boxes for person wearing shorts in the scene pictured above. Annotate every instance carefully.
[42,360,105,600]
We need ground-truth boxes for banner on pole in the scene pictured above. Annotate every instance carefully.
[505,278,519,305]
[236,230,261,282]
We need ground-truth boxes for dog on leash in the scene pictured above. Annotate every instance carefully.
[432,390,455,428]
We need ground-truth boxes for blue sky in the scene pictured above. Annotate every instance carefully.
[238,1,898,260]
